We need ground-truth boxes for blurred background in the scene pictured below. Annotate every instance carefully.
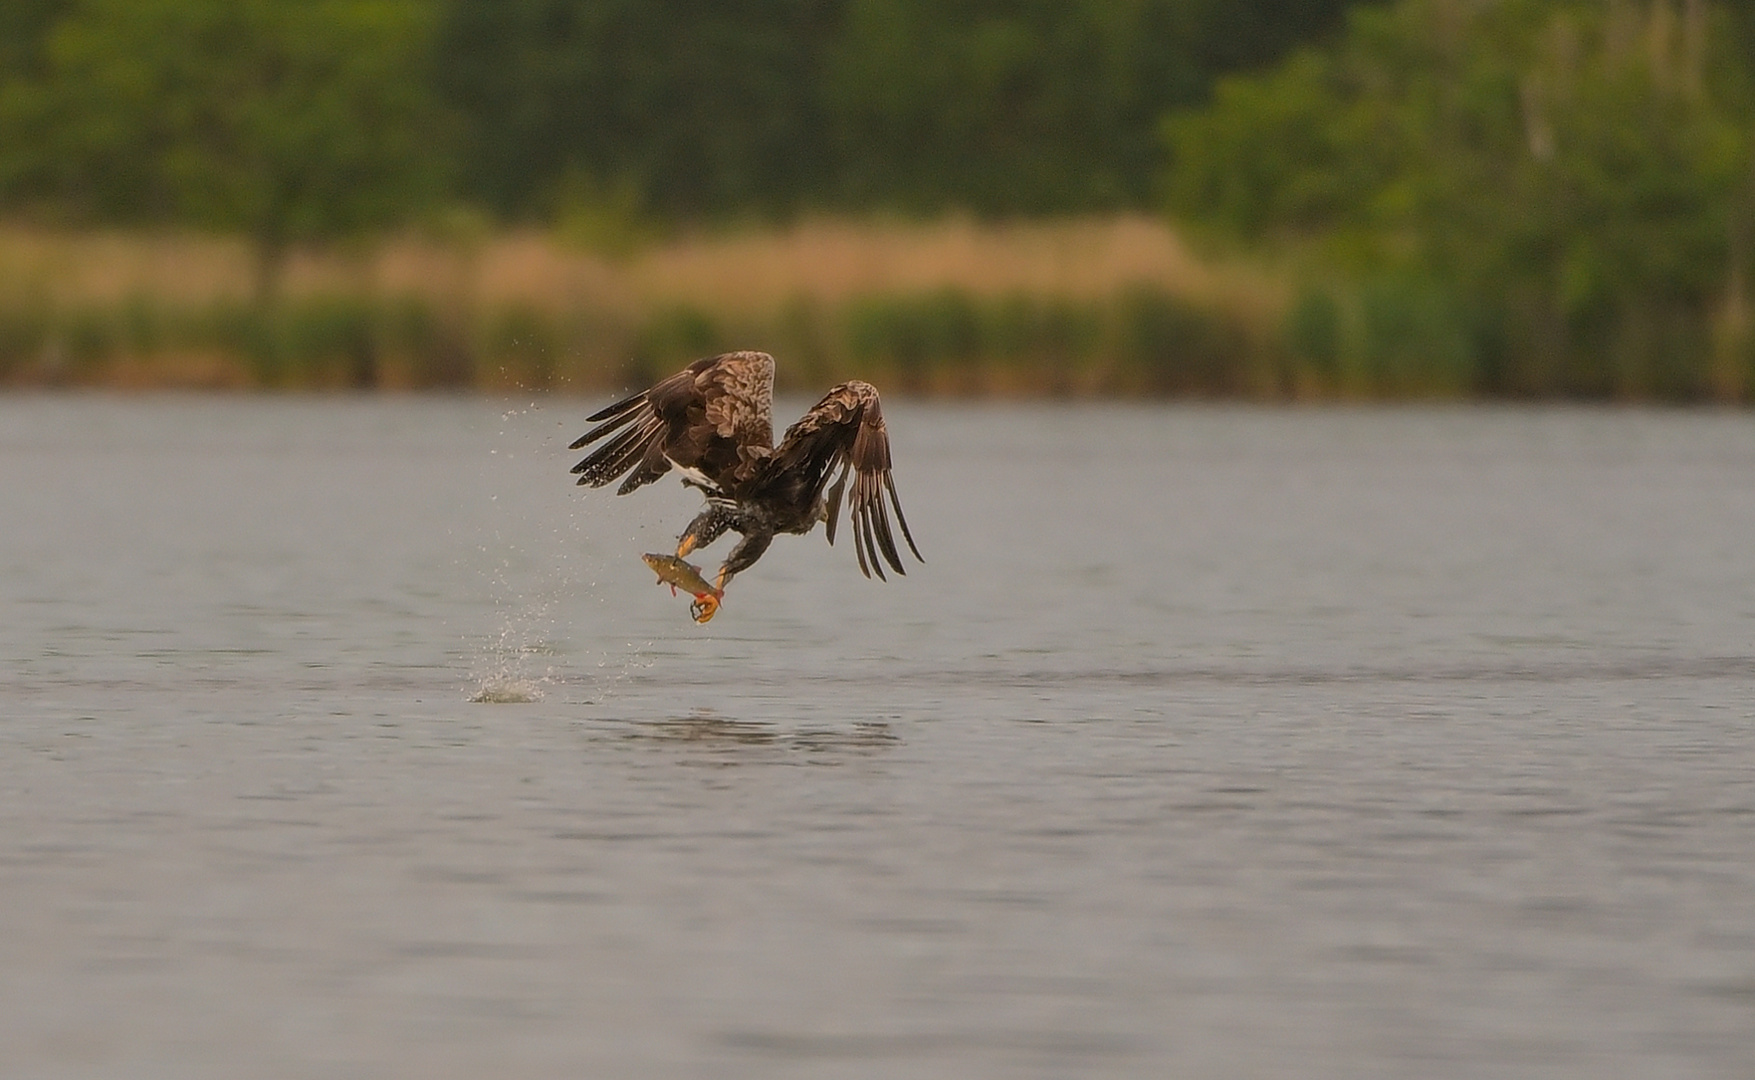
[9,7,1755,1078]
[3,0,1752,400]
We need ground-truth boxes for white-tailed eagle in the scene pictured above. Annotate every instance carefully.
[570,351,921,621]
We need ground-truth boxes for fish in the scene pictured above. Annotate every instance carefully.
[641,553,724,623]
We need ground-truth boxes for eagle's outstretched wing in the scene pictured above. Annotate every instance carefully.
[569,351,775,495]
[764,380,922,580]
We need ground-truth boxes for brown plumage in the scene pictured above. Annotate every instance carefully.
[570,351,921,621]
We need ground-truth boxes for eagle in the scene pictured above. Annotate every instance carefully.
[569,351,921,622]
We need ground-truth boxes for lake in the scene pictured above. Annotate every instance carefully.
[2,396,1752,1079]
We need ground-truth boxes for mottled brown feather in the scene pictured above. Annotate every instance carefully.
[569,351,775,494]
[768,380,922,579]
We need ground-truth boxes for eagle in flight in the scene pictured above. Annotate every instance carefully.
[569,351,921,622]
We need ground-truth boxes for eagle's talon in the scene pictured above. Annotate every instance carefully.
[690,594,720,623]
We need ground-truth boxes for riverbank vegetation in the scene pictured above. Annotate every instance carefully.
[0,218,1290,395]
[2,0,1753,399]
[1166,0,1755,401]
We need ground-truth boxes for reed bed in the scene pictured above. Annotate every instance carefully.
[0,217,1314,395]
[8,216,1742,399]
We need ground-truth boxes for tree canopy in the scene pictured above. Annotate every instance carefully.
[6,0,1753,399]
[1,0,1368,229]
[0,0,448,292]
[1164,0,1755,397]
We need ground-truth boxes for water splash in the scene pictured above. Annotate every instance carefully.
[466,578,560,703]
[468,676,545,704]
[465,395,681,703]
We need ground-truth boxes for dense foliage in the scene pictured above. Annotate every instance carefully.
[1164,0,1755,397]
[0,0,448,293]
[0,0,1363,227]
[5,1,1755,399]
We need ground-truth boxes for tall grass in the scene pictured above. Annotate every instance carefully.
[3,218,1748,399]
[0,216,1288,394]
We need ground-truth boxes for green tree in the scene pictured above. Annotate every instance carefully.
[437,0,843,220]
[2,0,1387,244]
[822,0,1369,213]
[1164,0,1755,397]
[0,0,448,297]
[434,0,1368,220]
[824,0,1159,211]
[0,0,73,83]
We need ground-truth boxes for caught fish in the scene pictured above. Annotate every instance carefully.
[641,553,724,623]
[641,552,716,596]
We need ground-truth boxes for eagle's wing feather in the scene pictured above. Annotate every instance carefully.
[768,381,921,579]
[569,352,774,493]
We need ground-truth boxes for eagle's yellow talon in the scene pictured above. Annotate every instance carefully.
[676,534,698,557]
[690,593,720,623]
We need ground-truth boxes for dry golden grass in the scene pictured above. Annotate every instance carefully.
[625,215,1283,318]
[0,215,1284,320]
[0,216,1305,396]
[0,228,257,306]
[6,218,1734,401]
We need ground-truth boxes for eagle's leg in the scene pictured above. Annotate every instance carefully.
[675,500,738,558]
[691,532,773,624]
[715,533,773,590]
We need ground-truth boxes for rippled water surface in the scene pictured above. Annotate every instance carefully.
[3,396,1753,1079]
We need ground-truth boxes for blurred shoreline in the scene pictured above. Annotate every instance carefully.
[0,215,1297,397]
[0,213,1747,403]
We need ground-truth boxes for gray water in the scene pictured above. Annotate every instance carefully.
[2,396,1753,1079]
